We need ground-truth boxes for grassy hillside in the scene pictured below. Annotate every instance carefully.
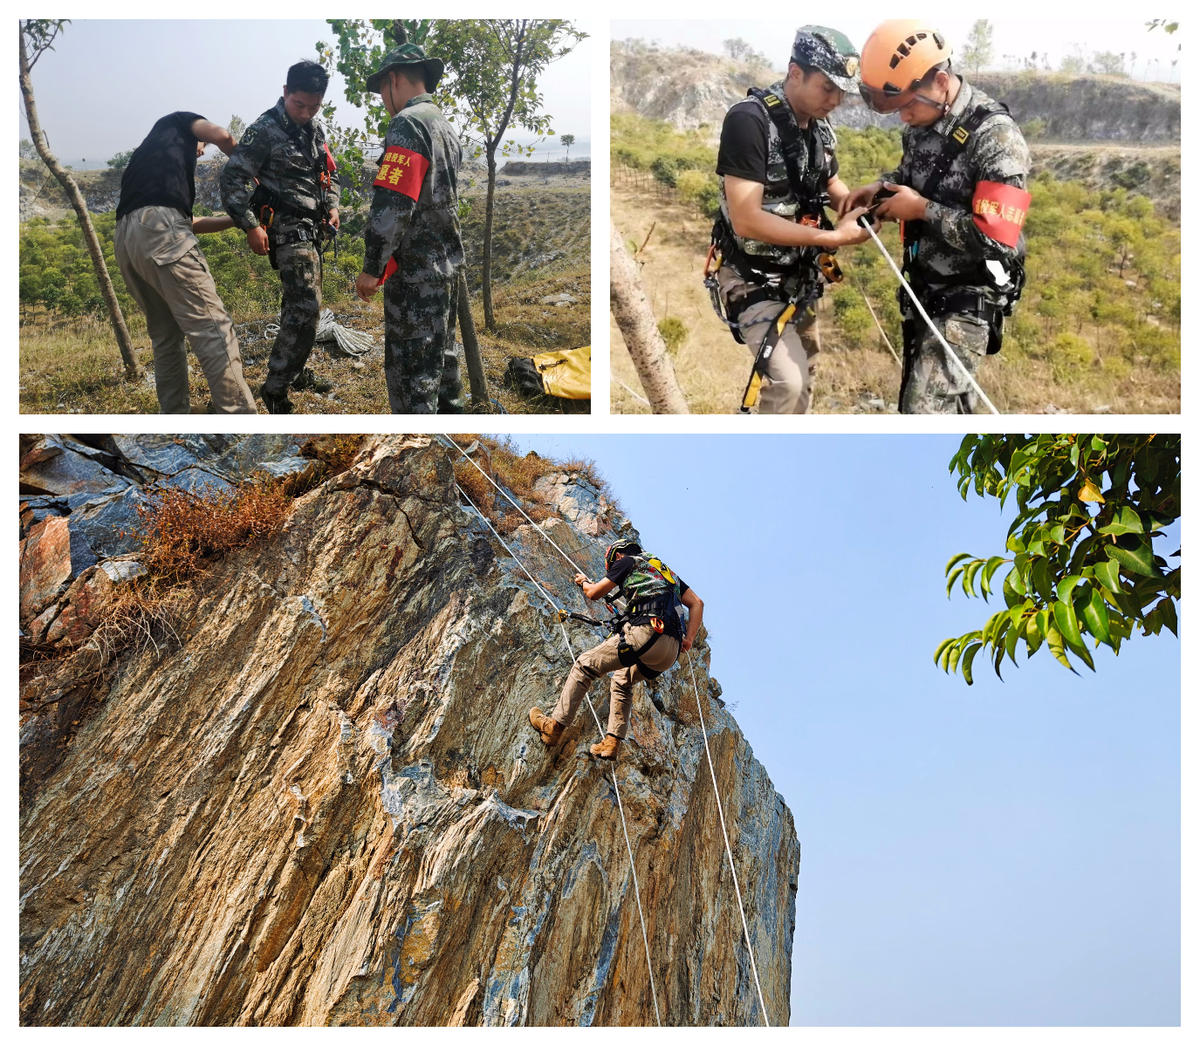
[611,113,1180,415]
[18,169,589,415]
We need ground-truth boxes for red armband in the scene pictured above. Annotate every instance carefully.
[373,146,430,201]
[971,181,1031,247]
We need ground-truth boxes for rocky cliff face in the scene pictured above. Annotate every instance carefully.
[19,434,798,1027]
[611,41,1182,143]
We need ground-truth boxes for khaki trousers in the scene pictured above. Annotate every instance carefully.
[114,206,256,414]
[718,267,820,415]
[551,623,681,739]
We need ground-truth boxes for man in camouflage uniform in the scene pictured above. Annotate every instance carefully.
[712,26,877,414]
[842,20,1030,413]
[354,34,464,414]
[221,59,340,414]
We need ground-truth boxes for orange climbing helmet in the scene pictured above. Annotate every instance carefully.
[859,20,952,112]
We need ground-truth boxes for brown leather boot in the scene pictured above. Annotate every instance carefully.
[529,707,564,746]
[589,734,621,760]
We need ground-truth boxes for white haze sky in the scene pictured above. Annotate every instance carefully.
[612,17,1183,82]
[18,18,593,169]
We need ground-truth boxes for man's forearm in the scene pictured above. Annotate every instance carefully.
[730,206,836,249]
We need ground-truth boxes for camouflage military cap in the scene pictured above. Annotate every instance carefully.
[366,42,445,94]
[792,26,861,92]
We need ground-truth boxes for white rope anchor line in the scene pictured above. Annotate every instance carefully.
[452,478,663,1028]
[442,432,770,1024]
[684,653,769,1027]
[859,220,1001,415]
[443,435,589,577]
[615,377,652,408]
[853,282,901,365]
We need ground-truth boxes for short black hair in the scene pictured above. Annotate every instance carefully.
[286,59,328,96]
[918,60,952,87]
[390,65,426,89]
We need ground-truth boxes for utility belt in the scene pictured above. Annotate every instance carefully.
[900,263,1025,356]
[704,213,831,345]
[250,186,334,269]
[611,597,680,680]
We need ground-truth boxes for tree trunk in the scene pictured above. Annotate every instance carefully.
[482,147,497,331]
[608,221,689,414]
[18,26,143,381]
[456,269,489,409]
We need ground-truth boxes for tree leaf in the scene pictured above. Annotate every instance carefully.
[1093,557,1122,594]
[1004,616,1021,666]
[1024,614,1045,657]
[1156,598,1179,638]
[945,552,973,574]
[1056,574,1084,605]
[1052,598,1088,662]
[981,556,1007,601]
[1096,506,1145,536]
[1081,587,1112,647]
[1046,625,1076,673]
[1078,478,1105,503]
[1031,557,1055,604]
[933,637,956,667]
[961,642,982,686]
[1108,542,1158,578]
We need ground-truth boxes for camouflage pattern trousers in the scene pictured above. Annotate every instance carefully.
[261,235,322,399]
[383,275,463,414]
[899,309,990,414]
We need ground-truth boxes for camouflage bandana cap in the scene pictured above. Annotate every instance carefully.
[366,41,445,94]
[792,25,861,92]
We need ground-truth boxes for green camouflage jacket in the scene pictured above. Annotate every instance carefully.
[362,94,464,282]
[882,79,1029,285]
[220,99,339,231]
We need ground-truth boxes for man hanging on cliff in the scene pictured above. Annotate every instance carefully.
[221,59,340,414]
[352,30,465,414]
[839,20,1030,413]
[529,541,704,761]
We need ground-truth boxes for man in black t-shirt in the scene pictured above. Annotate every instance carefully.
[712,27,876,413]
[113,112,256,414]
[529,540,705,762]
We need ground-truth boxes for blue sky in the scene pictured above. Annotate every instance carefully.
[510,433,1180,1028]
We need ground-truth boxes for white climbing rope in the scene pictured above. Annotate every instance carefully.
[859,220,1001,415]
[615,377,652,408]
[444,435,589,576]
[452,478,663,1027]
[854,282,901,365]
[684,653,770,1027]
[443,433,771,1025]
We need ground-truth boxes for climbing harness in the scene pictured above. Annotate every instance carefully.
[441,434,772,1027]
[857,216,1000,415]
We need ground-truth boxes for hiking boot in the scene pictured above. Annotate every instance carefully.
[259,385,294,415]
[292,367,333,394]
[529,707,564,746]
[590,734,621,761]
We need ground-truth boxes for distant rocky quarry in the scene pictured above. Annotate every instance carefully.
[611,41,1181,144]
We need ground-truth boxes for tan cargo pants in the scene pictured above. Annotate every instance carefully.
[718,267,820,414]
[551,623,681,739]
[114,206,257,414]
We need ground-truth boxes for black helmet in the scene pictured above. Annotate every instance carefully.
[605,539,642,570]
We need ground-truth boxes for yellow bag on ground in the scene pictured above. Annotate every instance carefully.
[531,346,591,400]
